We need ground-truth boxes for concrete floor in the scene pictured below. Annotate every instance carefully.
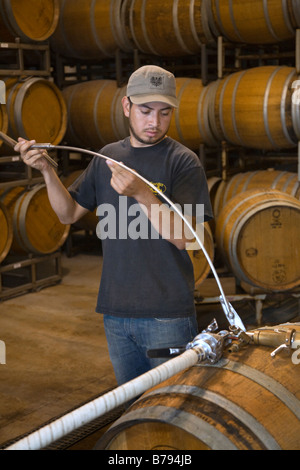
[0,250,118,449]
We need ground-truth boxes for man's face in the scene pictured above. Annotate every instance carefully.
[122,97,174,147]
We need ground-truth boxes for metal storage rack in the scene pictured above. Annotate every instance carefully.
[197,33,300,325]
[0,251,62,301]
[0,158,63,301]
[0,40,63,301]
[0,38,51,77]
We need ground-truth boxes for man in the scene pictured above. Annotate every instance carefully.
[16,65,213,386]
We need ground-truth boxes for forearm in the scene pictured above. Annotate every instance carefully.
[41,167,83,224]
[135,188,195,250]
[15,138,87,224]
[107,160,195,249]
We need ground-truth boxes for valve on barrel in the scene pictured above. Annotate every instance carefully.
[148,319,232,365]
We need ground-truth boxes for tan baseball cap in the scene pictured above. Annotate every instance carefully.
[127,65,179,108]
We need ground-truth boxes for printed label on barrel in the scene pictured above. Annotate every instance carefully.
[270,209,282,229]
[272,259,287,284]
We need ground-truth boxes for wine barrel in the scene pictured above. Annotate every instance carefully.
[62,80,128,149]
[215,189,300,292]
[209,0,296,44]
[290,0,300,28]
[96,324,300,450]
[128,0,213,57]
[208,66,298,151]
[3,77,67,148]
[188,222,214,286]
[51,0,133,60]
[214,170,300,217]
[207,176,222,231]
[0,0,59,42]
[207,177,222,209]
[168,78,219,150]
[0,201,13,264]
[0,100,8,149]
[0,185,70,255]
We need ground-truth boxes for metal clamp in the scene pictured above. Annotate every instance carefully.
[186,320,230,364]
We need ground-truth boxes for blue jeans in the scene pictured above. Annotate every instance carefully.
[103,315,198,386]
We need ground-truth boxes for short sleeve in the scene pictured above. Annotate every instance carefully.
[68,157,98,212]
[171,166,213,222]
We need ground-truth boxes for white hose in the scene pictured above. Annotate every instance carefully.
[3,144,245,450]
[5,349,199,450]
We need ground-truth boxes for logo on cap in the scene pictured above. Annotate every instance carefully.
[149,74,164,89]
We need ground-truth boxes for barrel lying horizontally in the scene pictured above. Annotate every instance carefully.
[208,0,298,44]
[3,77,67,150]
[0,101,8,149]
[95,323,300,450]
[168,77,219,149]
[207,66,298,151]
[0,201,13,263]
[213,170,300,217]
[128,0,212,57]
[0,185,70,255]
[187,222,214,287]
[62,80,128,149]
[51,0,133,60]
[0,0,59,42]
[215,189,300,292]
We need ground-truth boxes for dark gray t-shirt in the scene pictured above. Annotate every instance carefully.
[68,136,213,318]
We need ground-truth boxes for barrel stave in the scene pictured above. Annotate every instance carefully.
[96,325,300,450]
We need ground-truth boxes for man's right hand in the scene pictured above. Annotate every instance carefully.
[14,138,52,173]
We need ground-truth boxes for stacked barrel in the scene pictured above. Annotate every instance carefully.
[49,0,300,59]
[1,0,300,293]
[0,0,69,264]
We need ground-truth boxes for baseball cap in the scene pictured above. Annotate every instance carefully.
[127,65,178,108]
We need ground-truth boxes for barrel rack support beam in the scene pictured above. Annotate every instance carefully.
[0,39,51,77]
[0,252,62,302]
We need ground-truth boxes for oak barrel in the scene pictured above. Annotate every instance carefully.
[207,176,222,231]
[51,0,133,60]
[4,77,67,146]
[215,189,300,292]
[62,80,128,149]
[0,185,70,255]
[209,0,296,44]
[168,78,219,149]
[0,201,13,264]
[214,170,300,217]
[96,324,300,450]
[0,0,59,42]
[0,99,8,149]
[128,0,211,57]
[188,222,214,286]
[209,66,298,151]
